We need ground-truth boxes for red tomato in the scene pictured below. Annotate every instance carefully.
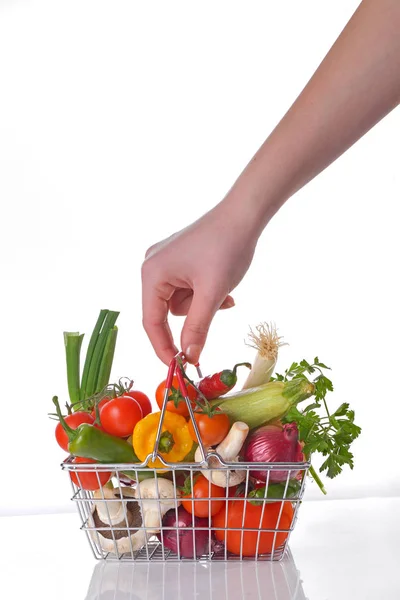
[125,390,152,418]
[55,411,94,452]
[90,397,110,420]
[70,457,111,490]
[213,500,294,557]
[100,395,143,437]
[188,412,230,446]
[156,375,197,417]
[182,475,226,518]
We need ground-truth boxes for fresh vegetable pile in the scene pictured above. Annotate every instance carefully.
[51,313,361,559]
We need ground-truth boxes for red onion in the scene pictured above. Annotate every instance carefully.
[158,506,209,558]
[243,423,303,483]
[118,474,135,485]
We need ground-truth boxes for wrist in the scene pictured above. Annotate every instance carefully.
[219,154,289,239]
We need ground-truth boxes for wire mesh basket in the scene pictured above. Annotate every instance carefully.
[61,354,309,562]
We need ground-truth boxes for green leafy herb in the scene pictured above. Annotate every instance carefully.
[179,473,200,496]
[272,358,361,488]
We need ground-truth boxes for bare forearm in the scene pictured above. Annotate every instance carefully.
[225,0,400,232]
[142,0,400,364]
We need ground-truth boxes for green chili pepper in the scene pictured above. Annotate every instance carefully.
[247,479,301,505]
[121,469,158,482]
[53,396,139,464]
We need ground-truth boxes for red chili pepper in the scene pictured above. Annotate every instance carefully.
[198,363,251,400]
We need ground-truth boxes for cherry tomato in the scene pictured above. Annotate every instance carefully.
[212,499,294,556]
[90,397,110,420]
[182,475,225,518]
[55,411,94,452]
[156,375,197,417]
[69,457,111,490]
[125,390,152,418]
[188,412,230,446]
[100,395,143,437]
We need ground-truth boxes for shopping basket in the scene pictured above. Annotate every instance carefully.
[61,354,309,561]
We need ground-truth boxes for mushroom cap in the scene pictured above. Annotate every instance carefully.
[90,489,147,555]
[135,477,181,520]
[90,479,182,555]
[135,477,176,499]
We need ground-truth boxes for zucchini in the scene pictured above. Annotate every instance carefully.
[210,379,314,429]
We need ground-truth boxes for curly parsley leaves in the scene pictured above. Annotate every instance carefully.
[272,358,361,484]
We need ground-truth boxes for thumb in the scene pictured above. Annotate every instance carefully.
[180,289,223,364]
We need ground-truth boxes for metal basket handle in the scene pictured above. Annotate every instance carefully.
[151,353,208,464]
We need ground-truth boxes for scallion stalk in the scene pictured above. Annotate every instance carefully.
[96,326,118,393]
[64,332,84,408]
[84,311,119,398]
[80,309,109,402]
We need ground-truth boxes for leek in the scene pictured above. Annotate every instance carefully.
[242,322,285,389]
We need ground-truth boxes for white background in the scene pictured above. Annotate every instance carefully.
[0,0,399,516]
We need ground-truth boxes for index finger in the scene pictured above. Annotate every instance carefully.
[142,278,178,365]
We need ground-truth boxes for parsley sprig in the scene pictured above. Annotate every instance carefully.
[271,358,361,492]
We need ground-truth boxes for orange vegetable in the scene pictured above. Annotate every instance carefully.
[155,375,197,417]
[212,499,294,556]
[188,412,230,446]
[182,474,226,518]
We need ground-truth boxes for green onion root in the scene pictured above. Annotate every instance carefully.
[242,322,285,389]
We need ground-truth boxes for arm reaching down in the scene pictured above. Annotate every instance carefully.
[142,0,400,364]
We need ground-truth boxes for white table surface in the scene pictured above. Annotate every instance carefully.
[1,498,399,600]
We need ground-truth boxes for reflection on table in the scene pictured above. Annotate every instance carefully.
[85,549,307,600]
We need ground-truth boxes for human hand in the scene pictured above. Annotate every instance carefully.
[141,201,260,364]
[143,0,400,365]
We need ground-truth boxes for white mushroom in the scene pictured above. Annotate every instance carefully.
[90,479,180,555]
[135,478,180,533]
[194,421,249,487]
[92,484,127,525]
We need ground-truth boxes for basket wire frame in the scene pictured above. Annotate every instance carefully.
[61,353,309,562]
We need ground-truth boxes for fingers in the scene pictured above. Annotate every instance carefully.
[142,270,178,365]
[170,290,235,317]
[180,288,226,364]
[169,289,194,316]
[220,295,235,310]
[142,297,178,364]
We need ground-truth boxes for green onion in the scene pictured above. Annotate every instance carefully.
[84,311,119,398]
[80,309,109,402]
[96,326,118,393]
[242,323,284,389]
[64,332,84,408]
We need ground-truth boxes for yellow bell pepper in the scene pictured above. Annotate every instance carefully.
[133,411,193,469]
